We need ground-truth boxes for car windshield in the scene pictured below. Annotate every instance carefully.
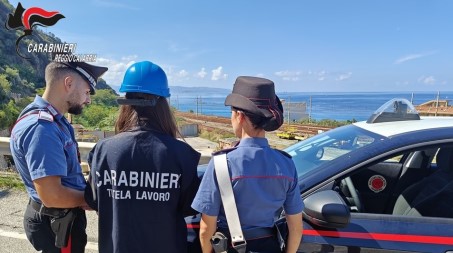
[284,124,382,177]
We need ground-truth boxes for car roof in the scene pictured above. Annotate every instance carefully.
[354,116,453,138]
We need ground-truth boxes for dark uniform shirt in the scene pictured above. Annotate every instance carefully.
[86,127,201,253]
[10,96,85,202]
[191,137,304,229]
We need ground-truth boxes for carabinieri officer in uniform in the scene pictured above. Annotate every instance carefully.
[192,76,304,253]
[84,61,201,253]
[10,58,108,253]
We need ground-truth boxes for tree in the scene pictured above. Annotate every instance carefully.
[0,74,11,104]
[0,100,20,130]
[72,105,118,129]
[5,66,19,78]
[91,89,118,107]
[70,89,119,130]
[0,74,11,92]
[99,111,119,130]
[35,88,45,96]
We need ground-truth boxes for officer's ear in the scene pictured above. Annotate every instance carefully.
[63,75,74,91]
[236,110,246,123]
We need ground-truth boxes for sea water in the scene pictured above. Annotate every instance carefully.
[169,90,453,121]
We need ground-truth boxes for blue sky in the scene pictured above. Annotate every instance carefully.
[7,0,453,92]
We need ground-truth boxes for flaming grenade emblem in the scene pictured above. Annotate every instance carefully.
[5,2,65,59]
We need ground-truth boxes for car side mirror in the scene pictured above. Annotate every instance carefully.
[303,190,351,228]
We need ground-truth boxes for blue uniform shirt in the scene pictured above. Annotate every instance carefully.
[10,96,86,202]
[191,137,304,230]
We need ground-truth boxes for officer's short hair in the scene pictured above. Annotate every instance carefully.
[45,62,80,86]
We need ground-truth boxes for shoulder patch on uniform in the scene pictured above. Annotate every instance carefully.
[38,111,54,122]
[275,149,291,158]
[212,147,237,156]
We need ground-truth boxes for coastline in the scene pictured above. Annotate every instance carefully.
[170,91,453,121]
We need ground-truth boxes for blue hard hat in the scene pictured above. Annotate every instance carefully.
[119,61,170,98]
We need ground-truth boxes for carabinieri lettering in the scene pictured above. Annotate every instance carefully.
[96,170,181,189]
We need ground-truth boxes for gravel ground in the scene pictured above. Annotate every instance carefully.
[178,114,299,150]
[0,187,99,253]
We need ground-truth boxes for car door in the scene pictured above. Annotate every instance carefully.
[299,144,453,253]
[300,214,453,253]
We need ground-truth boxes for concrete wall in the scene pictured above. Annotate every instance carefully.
[0,137,95,170]
[179,124,198,137]
[0,136,212,170]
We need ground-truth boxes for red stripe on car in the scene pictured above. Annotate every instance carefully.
[304,229,453,245]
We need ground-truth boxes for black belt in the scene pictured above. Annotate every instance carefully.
[28,199,69,218]
[218,227,275,240]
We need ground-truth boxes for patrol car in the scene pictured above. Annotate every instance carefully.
[186,98,453,253]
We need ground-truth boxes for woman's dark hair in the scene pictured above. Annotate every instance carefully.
[232,107,267,130]
[115,92,180,138]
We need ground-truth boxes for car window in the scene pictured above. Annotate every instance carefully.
[285,125,379,177]
[384,154,403,163]
[336,145,453,220]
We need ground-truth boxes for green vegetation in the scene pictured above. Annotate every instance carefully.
[0,0,118,133]
[199,128,235,143]
[299,118,357,127]
[0,172,25,190]
[72,89,119,131]
[0,100,20,130]
[0,76,118,132]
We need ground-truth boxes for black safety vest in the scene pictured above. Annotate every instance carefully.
[86,128,201,253]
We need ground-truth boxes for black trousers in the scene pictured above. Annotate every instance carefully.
[23,204,87,253]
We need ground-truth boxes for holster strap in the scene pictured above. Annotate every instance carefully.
[28,199,69,217]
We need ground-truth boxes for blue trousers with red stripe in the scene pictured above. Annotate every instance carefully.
[23,204,87,253]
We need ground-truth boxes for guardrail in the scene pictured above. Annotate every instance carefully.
[0,137,95,164]
[1,137,210,170]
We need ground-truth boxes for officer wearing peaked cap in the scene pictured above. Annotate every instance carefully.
[60,61,108,95]
[192,76,304,253]
[10,58,107,253]
[84,61,201,253]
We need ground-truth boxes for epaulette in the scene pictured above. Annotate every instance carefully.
[11,107,56,133]
[212,146,238,156]
[275,149,292,158]
[37,111,54,122]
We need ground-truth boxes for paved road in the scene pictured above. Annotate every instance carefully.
[0,189,99,253]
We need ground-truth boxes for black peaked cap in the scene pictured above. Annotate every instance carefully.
[225,76,284,131]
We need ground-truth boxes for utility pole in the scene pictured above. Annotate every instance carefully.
[435,91,440,117]
[308,96,312,123]
[195,97,198,117]
[287,96,291,124]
